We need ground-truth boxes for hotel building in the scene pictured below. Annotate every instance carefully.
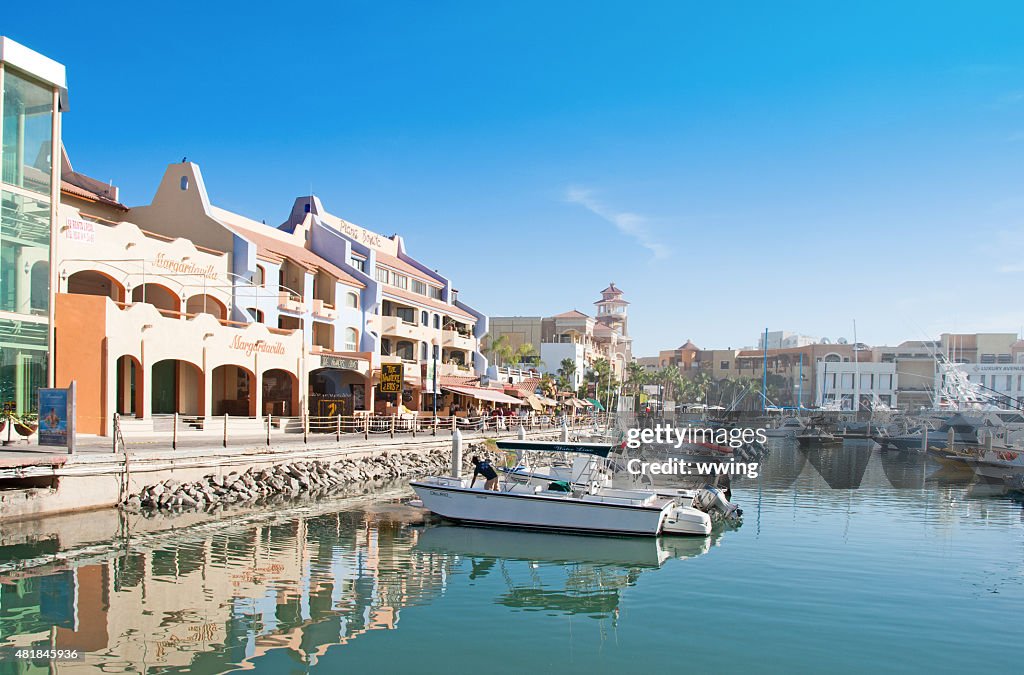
[55,159,487,434]
[487,283,633,388]
[0,35,488,435]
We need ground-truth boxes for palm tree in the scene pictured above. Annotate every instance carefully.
[557,358,577,392]
[538,372,557,398]
[626,362,647,396]
[512,343,539,367]
[484,335,513,367]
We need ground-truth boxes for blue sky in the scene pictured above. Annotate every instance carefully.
[10,1,1024,354]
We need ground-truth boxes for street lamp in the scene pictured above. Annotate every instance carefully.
[431,337,439,418]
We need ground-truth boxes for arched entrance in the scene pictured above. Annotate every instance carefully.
[309,368,368,418]
[262,368,298,417]
[185,294,227,320]
[151,359,204,415]
[212,364,256,416]
[132,283,180,315]
[67,270,125,302]
[115,355,143,417]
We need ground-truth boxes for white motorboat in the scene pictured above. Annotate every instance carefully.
[499,451,743,523]
[764,417,805,438]
[410,441,712,536]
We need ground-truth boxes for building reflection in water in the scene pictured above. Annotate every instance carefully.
[0,506,454,672]
[0,497,723,673]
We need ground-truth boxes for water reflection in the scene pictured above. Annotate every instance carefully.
[1,444,1022,673]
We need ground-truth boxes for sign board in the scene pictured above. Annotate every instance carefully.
[321,355,361,371]
[317,398,349,418]
[64,217,95,244]
[379,363,404,393]
[38,382,76,453]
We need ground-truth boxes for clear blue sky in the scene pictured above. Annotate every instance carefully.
[11,1,1024,354]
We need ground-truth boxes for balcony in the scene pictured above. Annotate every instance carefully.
[379,315,429,340]
[438,361,473,377]
[312,299,337,320]
[278,291,306,314]
[442,329,475,351]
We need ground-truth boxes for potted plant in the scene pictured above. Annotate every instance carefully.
[15,412,38,439]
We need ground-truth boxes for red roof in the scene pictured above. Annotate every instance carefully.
[231,226,364,289]
[383,286,476,323]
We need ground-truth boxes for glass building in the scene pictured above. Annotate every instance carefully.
[0,38,66,415]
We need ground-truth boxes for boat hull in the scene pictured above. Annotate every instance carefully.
[411,481,670,536]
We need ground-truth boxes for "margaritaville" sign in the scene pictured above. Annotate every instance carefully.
[229,336,286,357]
[152,252,218,280]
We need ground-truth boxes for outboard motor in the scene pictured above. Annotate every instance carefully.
[695,484,743,521]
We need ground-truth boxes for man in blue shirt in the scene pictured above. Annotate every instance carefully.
[471,456,499,491]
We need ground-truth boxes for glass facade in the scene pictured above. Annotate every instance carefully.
[2,69,54,195]
[0,191,50,314]
[0,65,57,415]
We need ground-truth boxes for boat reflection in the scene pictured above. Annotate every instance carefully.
[415,524,721,618]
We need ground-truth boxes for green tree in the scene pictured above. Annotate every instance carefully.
[485,335,513,367]
[512,343,539,367]
[557,358,577,392]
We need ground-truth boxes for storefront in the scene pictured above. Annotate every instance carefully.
[309,353,372,417]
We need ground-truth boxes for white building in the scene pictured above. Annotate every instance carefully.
[816,362,898,410]
[759,330,820,350]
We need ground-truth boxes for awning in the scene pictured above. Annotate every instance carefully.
[443,385,524,405]
[536,395,558,407]
[521,395,544,411]
[586,398,605,411]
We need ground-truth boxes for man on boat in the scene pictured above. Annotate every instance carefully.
[471,456,500,491]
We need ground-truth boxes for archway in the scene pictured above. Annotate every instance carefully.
[262,368,298,417]
[185,294,227,320]
[115,354,143,417]
[212,364,256,416]
[67,270,125,302]
[151,358,204,415]
[132,283,180,315]
[309,368,369,418]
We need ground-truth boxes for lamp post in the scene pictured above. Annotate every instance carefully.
[431,337,439,418]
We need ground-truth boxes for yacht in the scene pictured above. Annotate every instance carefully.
[764,417,805,438]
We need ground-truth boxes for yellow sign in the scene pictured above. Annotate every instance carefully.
[379,364,404,393]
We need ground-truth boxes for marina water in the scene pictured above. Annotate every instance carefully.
[1,440,1021,673]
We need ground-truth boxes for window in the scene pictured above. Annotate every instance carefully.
[375,267,389,283]
[345,291,359,308]
[396,306,415,323]
[981,354,996,364]
[879,374,892,389]
[3,70,55,195]
[180,176,189,190]
[350,256,367,273]
[421,342,428,360]
[451,290,459,303]
[841,374,854,388]
[390,271,408,289]
[0,192,51,314]
[421,310,429,326]
[254,265,265,286]
[396,340,414,360]
[998,354,1012,364]
[344,328,358,351]
[433,314,440,329]
[860,374,873,389]
[429,286,443,300]
[720,361,729,370]
[381,338,391,356]
[412,279,427,295]
[247,307,264,323]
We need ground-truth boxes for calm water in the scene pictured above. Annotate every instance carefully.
[1,441,1022,674]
